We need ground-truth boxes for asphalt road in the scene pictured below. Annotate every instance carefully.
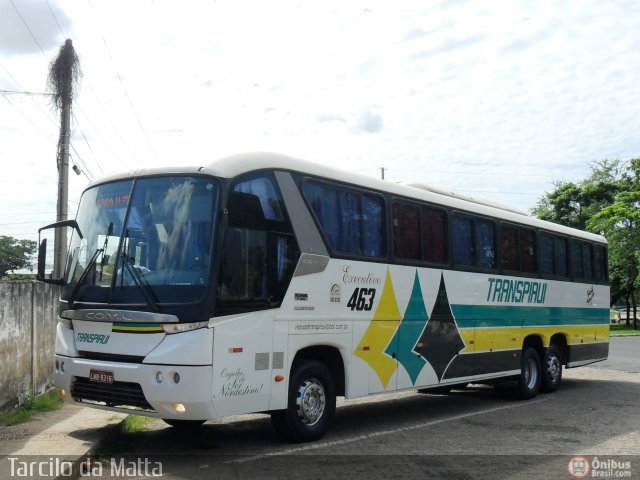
[591,336,640,373]
[90,337,640,480]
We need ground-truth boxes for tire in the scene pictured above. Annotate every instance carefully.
[162,419,205,429]
[517,347,541,400]
[540,343,563,393]
[271,360,336,442]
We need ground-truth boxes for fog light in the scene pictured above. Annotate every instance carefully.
[172,403,185,413]
[173,372,180,384]
[59,389,66,397]
[156,371,164,383]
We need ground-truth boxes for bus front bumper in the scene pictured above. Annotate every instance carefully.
[53,355,218,421]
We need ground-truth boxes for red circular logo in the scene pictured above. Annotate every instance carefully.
[567,456,591,478]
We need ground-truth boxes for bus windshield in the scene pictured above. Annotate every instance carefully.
[62,176,219,307]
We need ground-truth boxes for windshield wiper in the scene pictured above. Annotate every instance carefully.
[66,247,103,308]
[67,222,113,308]
[119,233,161,313]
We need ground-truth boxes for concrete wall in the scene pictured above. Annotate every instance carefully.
[0,281,60,409]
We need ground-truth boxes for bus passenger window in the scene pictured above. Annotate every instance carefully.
[520,228,536,273]
[303,181,385,257]
[593,245,607,282]
[582,243,593,280]
[453,216,473,266]
[393,203,420,260]
[554,237,568,277]
[422,207,447,264]
[475,219,496,269]
[570,240,585,279]
[539,233,553,275]
[500,226,518,271]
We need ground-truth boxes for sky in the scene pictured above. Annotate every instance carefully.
[1,0,639,259]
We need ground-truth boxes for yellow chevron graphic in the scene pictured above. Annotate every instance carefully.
[354,269,401,389]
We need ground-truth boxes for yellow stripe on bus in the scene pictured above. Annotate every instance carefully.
[459,325,609,351]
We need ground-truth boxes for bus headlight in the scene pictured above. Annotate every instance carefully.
[162,322,208,334]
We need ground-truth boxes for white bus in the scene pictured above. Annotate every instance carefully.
[38,152,610,442]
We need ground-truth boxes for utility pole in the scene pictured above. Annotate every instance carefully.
[380,166,385,180]
[48,39,80,278]
[54,87,70,278]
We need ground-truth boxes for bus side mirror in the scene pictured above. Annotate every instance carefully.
[36,219,82,285]
[37,238,48,280]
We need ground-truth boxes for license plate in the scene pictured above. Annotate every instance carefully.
[89,369,114,384]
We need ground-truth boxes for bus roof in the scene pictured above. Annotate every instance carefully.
[88,152,607,244]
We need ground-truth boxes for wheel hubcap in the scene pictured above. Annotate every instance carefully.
[296,378,326,426]
[524,357,538,390]
[546,355,561,383]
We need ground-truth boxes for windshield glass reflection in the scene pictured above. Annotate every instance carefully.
[63,176,218,306]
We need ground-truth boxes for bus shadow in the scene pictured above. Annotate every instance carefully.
[84,376,640,457]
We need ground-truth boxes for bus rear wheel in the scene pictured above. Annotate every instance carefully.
[271,360,336,443]
[541,343,563,393]
[517,347,541,399]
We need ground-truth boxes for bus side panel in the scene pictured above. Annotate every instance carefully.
[211,311,274,417]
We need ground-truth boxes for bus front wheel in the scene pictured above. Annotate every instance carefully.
[271,360,336,442]
[517,347,541,399]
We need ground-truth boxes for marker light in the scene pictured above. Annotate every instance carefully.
[173,372,181,384]
[156,371,164,383]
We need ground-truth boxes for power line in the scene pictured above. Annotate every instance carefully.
[9,0,47,56]
[44,0,66,38]
[69,149,95,181]
[87,0,160,163]
[0,62,61,133]
[79,130,104,175]
[1,95,57,145]
[75,97,132,167]
[0,220,57,226]
[0,212,56,216]
[0,89,53,96]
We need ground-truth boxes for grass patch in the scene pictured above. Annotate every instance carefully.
[0,390,64,426]
[95,415,157,457]
[118,415,155,434]
[610,323,640,336]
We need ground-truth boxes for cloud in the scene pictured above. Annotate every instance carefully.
[0,0,72,56]
[409,33,487,61]
[317,113,347,123]
[355,109,383,133]
[499,18,563,55]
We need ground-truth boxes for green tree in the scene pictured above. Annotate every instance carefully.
[588,159,640,327]
[0,236,37,278]
[531,159,622,229]
[532,159,640,326]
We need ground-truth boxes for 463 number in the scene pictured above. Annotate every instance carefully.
[347,288,376,311]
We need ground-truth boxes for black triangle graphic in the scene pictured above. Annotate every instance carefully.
[414,274,465,381]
